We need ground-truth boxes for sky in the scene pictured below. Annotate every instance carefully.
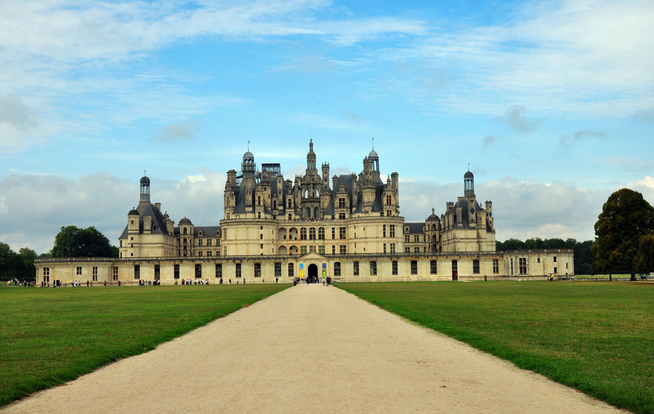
[1,0,653,254]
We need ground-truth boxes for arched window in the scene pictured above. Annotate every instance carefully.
[300,228,307,240]
[306,207,311,218]
[309,227,316,240]
[314,207,319,218]
[318,227,325,240]
[183,228,187,235]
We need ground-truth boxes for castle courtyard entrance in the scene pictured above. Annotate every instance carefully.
[308,264,318,283]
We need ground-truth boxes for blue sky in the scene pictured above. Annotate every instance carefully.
[1,0,653,254]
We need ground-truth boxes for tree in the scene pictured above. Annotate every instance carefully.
[0,243,37,281]
[50,226,117,258]
[592,188,654,281]
[18,247,37,280]
[634,234,654,275]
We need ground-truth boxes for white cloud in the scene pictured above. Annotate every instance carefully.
[371,0,654,117]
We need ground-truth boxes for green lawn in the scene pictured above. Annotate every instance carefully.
[0,284,288,407]
[337,281,654,414]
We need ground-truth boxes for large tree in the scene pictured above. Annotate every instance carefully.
[592,188,654,280]
[50,226,117,258]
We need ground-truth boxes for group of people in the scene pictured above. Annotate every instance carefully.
[293,276,332,286]
[175,278,211,285]
[138,279,161,286]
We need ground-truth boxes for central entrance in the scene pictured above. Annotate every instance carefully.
[308,264,318,281]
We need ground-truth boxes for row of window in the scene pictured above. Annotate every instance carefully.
[48,257,568,282]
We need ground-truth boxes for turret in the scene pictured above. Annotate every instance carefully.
[464,170,475,197]
[138,175,150,213]
[322,162,330,187]
[241,150,255,176]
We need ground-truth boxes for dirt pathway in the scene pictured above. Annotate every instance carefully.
[2,284,625,413]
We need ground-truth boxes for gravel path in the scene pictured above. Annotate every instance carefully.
[3,284,625,413]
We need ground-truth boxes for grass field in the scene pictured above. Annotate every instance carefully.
[337,281,654,414]
[0,284,288,407]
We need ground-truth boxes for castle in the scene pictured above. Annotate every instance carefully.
[35,140,573,284]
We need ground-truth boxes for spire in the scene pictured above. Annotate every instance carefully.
[307,138,316,171]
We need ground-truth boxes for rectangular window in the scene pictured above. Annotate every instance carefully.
[405,247,410,253]
[134,265,140,279]
[430,260,437,275]
[493,259,499,274]
[554,267,558,274]
[318,245,325,254]
[154,265,160,279]
[310,245,316,252]
[301,246,308,254]
[383,225,386,237]
[198,239,202,247]
[334,262,341,276]
[473,259,480,274]
[392,260,398,275]
[353,261,359,276]
[340,245,346,254]
[331,227,335,239]
[339,227,346,239]
[113,266,119,281]
[254,263,261,277]
[414,235,420,243]
[519,258,527,275]
[411,260,418,275]
[43,267,50,282]
[198,251,203,257]
[383,243,387,253]
[76,266,82,276]
[195,264,202,278]
[414,247,420,253]
[404,235,410,243]
[331,245,336,254]
[275,263,282,277]
[207,251,212,257]
[390,243,396,253]
[207,239,212,247]
[319,228,325,240]
[510,258,514,275]
[339,213,345,220]
[235,263,242,278]
[288,263,294,277]
[370,261,377,276]
[216,264,222,278]
[553,256,557,262]
[390,225,395,237]
[92,266,98,281]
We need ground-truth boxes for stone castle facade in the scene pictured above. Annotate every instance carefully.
[35,141,573,284]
